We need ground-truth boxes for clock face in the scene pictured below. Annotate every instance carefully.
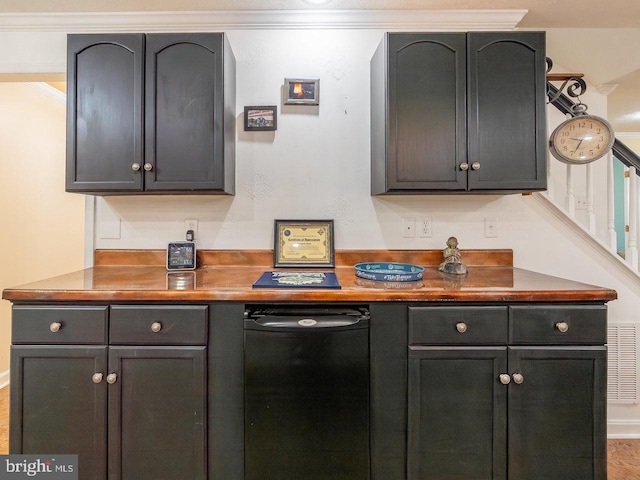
[549,115,615,164]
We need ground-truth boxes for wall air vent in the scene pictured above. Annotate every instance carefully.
[608,324,639,404]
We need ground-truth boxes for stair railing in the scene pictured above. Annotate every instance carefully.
[546,82,640,271]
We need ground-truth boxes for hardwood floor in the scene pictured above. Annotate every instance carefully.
[608,439,640,480]
[0,386,638,477]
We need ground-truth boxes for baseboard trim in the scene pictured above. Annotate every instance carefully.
[0,369,9,389]
[608,420,640,439]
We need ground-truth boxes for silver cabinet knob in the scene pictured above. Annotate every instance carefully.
[106,373,117,384]
[459,162,469,171]
[499,374,511,385]
[150,322,162,333]
[555,321,569,333]
[456,322,468,334]
[512,373,524,385]
[471,162,481,170]
[143,163,153,172]
[131,163,141,171]
[49,322,62,333]
[92,373,104,384]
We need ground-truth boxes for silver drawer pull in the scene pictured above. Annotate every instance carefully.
[471,162,481,170]
[459,162,469,171]
[106,373,117,384]
[92,373,104,384]
[456,322,467,333]
[150,322,162,333]
[49,322,62,333]
[512,373,524,385]
[499,374,511,385]
[555,321,569,333]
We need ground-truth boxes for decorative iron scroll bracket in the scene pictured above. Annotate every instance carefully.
[545,57,587,108]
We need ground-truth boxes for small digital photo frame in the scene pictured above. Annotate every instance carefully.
[166,241,197,270]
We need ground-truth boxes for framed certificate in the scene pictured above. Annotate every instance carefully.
[274,219,335,267]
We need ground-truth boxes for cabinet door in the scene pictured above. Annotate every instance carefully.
[467,32,547,191]
[508,347,607,480]
[144,34,227,192]
[408,347,507,480]
[385,33,467,192]
[10,346,108,480]
[66,34,144,192]
[108,346,207,480]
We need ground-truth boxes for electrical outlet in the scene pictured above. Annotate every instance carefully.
[185,218,198,240]
[484,216,498,238]
[402,217,416,238]
[419,216,432,238]
[576,196,588,210]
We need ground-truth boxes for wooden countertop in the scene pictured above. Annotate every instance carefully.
[1,249,617,303]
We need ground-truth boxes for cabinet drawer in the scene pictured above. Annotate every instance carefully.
[110,305,208,345]
[509,305,607,345]
[408,307,508,345]
[12,305,108,344]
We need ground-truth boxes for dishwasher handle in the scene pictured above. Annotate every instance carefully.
[244,308,369,331]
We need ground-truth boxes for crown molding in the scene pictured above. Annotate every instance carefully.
[0,9,527,32]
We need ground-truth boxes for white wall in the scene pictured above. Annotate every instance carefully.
[0,83,85,378]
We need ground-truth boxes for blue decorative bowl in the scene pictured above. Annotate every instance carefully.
[354,262,425,282]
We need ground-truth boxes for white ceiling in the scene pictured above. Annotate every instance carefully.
[3,0,640,131]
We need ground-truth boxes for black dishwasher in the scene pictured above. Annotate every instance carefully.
[244,306,370,480]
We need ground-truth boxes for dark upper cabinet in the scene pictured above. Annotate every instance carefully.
[66,33,235,195]
[66,34,144,193]
[467,32,547,192]
[371,33,467,193]
[371,32,547,194]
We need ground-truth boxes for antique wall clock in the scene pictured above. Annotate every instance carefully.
[549,111,615,165]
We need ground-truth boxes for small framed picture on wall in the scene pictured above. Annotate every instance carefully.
[284,78,320,105]
[244,105,277,131]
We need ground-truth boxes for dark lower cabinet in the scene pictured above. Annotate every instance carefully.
[508,347,607,480]
[408,347,507,480]
[407,305,608,480]
[9,301,608,480]
[10,305,208,480]
[108,347,206,480]
[10,346,108,480]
